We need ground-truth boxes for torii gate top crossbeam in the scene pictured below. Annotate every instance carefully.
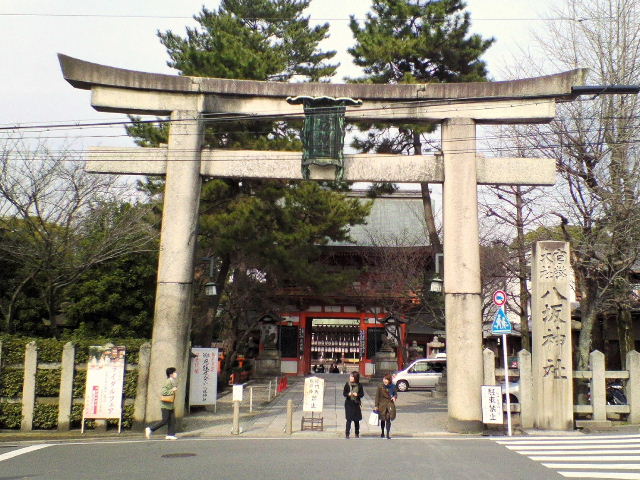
[58,54,587,123]
[59,54,586,101]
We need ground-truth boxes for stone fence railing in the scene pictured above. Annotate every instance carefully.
[482,348,640,429]
[0,340,151,432]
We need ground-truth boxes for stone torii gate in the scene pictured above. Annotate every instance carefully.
[59,54,587,432]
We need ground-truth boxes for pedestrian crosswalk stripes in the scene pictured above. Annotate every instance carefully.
[496,434,640,479]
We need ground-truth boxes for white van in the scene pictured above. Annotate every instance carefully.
[392,357,446,392]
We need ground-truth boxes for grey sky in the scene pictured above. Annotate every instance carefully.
[2,0,556,150]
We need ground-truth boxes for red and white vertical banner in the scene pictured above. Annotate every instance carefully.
[83,346,126,419]
[189,348,219,407]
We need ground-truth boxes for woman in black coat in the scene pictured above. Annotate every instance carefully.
[343,371,364,438]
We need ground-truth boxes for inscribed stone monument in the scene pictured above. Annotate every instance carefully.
[531,241,574,430]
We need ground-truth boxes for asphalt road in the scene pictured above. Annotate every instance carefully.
[0,437,561,480]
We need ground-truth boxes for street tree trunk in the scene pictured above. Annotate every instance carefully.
[617,306,635,369]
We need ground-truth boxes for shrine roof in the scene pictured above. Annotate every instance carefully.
[58,54,587,102]
[330,195,429,248]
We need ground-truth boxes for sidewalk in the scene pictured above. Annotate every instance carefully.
[4,375,637,441]
[182,374,451,438]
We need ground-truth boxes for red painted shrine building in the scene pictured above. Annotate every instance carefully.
[259,194,444,377]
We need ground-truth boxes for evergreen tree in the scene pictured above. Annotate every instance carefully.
[349,0,493,84]
[127,1,371,350]
[159,0,337,82]
[347,0,494,252]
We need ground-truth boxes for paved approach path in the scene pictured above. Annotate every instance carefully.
[182,374,449,438]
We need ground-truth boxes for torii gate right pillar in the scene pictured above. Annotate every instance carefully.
[442,118,483,433]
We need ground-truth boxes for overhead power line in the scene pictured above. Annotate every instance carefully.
[0,13,618,22]
[4,117,640,144]
[2,93,637,133]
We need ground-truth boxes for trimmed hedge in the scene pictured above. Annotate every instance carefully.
[0,402,21,429]
[35,369,61,397]
[0,335,148,430]
[0,368,24,398]
[33,403,58,430]
[0,335,148,365]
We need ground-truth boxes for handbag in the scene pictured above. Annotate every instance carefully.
[161,393,175,403]
[368,410,379,426]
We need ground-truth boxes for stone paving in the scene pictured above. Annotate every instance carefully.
[181,374,450,438]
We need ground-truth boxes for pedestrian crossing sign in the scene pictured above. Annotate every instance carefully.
[492,308,512,335]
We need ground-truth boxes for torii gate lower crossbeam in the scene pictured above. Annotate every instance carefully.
[59,54,582,432]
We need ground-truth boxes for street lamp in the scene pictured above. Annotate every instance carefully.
[204,282,217,297]
[429,274,443,293]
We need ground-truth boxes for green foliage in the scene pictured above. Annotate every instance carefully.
[33,403,58,430]
[124,1,375,350]
[72,369,86,399]
[35,369,61,397]
[0,402,21,429]
[127,0,337,153]
[70,403,86,428]
[63,252,157,338]
[200,181,372,293]
[0,149,157,336]
[348,0,494,84]
[124,370,138,399]
[0,333,144,429]
[125,118,170,148]
[0,335,30,364]
[0,369,23,397]
[159,0,337,82]
[522,224,583,246]
[347,0,495,174]
[0,335,147,365]
[108,404,135,430]
[68,404,134,431]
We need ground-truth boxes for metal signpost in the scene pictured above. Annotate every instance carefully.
[491,290,512,436]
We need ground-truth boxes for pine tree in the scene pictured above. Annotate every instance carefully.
[127,1,370,350]
[348,0,493,84]
[347,0,494,251]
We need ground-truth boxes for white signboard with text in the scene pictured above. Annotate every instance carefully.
[189,348,218,407]
[303,376,325,413]
[232,384,243,402]
[481,385,504,424]
[83,346,126,420]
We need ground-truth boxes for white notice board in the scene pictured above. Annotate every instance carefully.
[189,348,219,407]
[481,385,504,424]
[83,345,126,419]
[302,376,325,413]
[232,384,243,402]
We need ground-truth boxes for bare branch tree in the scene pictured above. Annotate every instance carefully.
[493,0,640,369]
[351,229,439,364]
[0,137,157,333]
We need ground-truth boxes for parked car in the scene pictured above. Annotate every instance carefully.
[392,357,447,392]
[503,381,520,404]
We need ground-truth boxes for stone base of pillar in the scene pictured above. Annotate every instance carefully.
[575,420,613,431]
[374,350,397,377]
[447,417,483,434]
[254,350,281,377]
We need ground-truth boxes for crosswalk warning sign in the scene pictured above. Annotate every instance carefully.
[491,308,512,335]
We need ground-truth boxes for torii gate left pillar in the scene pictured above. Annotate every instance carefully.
[148,110,203,422]
[58,54,590,429]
